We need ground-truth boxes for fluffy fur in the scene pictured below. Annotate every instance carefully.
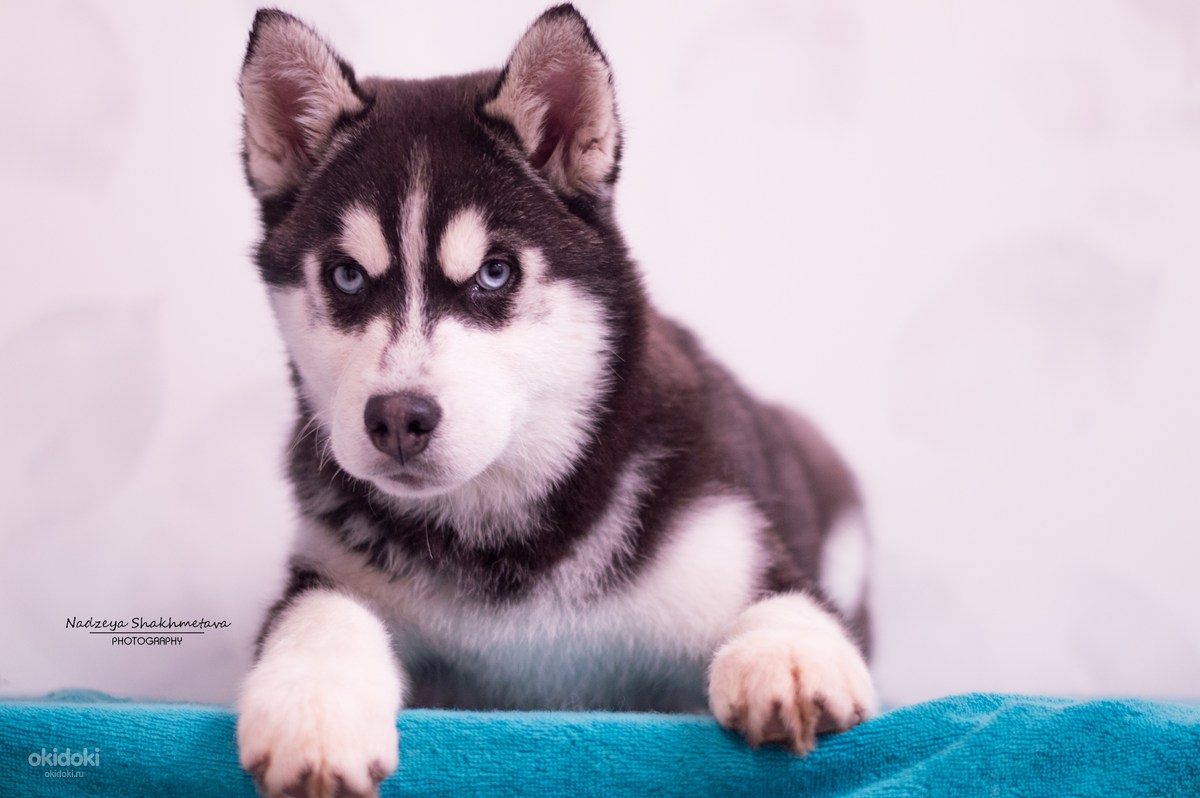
[236,7,876,798]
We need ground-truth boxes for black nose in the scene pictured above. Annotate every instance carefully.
[364,392,442,463]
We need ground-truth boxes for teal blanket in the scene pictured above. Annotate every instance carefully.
[1,691,1197,796]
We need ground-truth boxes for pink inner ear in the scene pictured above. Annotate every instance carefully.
[264,72,315,164]
[528,64,583,172]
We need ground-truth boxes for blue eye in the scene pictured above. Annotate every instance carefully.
[332,263,366,294]
[475,260,511,291]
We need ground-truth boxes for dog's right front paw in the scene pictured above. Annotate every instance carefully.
[237,673,399,798]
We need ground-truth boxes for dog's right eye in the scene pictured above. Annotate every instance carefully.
[331,262,367,295]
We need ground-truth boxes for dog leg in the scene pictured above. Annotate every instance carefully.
[707,592,876,754]
[238,589,404,798]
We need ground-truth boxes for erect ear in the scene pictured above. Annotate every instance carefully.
[239,9,367,200]
[483,5,621,198]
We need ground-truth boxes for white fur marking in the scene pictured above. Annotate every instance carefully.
[237,590,403,794]
[400,168,428,332]
[267,254,359,436]
[820,512,869,617]
[438,206,490,284]
[339,205,391,278]
[370,248,611,538]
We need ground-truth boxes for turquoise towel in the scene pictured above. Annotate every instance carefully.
[1,691,1198,796]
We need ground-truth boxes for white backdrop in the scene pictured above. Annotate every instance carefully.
[1,0,1197,706]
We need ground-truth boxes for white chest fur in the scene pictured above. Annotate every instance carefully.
[295,494,765,710]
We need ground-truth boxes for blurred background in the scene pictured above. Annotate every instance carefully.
[1,0,1197,706]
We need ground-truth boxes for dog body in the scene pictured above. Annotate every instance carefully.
[236,7,876,797]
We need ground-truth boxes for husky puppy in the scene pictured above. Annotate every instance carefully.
[235,6,876,797]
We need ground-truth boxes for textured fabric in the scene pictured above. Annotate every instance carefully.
[1,691,1198,797]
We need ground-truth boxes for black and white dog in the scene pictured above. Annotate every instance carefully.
[236,6,876,797]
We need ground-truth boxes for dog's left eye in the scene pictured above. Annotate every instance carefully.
[475,260,511,291]
[332,263,367,295]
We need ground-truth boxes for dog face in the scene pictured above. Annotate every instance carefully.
[240,9,636,520]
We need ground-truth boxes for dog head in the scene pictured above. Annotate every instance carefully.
[240,6,639,522]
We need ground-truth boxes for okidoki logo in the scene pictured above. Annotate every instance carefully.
[27,747,101,767]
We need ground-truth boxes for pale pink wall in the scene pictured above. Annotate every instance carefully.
[1,0,1197,704]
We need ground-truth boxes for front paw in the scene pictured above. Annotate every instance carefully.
[237,670,399,798]
[708,628,876,754]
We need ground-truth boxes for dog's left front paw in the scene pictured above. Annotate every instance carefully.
[707,628,876,754]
